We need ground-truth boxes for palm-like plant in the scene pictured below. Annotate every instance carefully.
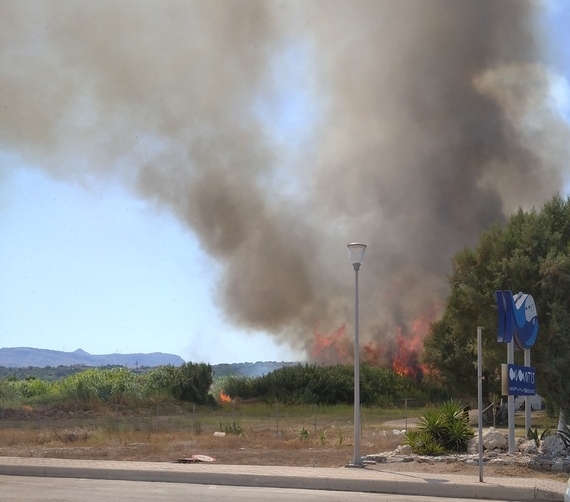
[404,400,474,455]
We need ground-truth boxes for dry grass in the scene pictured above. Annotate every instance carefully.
[0,404,404,466]
[0,404,565,482]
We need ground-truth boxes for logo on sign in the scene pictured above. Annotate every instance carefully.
[495,290,539,349]
[502,363,536,396]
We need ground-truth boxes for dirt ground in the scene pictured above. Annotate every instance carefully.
[0,440,566,482]
[0,408,566,483]
[0,429,566,483]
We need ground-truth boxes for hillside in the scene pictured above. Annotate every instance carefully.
[0,347,185,368]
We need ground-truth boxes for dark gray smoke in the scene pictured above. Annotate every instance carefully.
[1,1,569,362]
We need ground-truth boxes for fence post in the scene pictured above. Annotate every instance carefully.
[314,403,317,435]
[275,403,279,437]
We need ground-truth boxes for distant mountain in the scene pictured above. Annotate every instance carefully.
[0,347,185,368]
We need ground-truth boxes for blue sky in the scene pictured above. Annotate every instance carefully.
[1,2,570,365]
[0,162,303,363]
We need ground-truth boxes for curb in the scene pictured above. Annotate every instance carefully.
[0,457,565,501]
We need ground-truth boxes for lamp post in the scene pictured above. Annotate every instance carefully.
[347,242,367,467]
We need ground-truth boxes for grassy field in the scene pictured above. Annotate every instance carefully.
[0,400,557,467]
[0,401,416,465]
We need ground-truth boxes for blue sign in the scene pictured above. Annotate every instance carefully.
[495,290,539,349]
[503,363,536,396]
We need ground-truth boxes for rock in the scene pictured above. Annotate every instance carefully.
[540,435,567,456]
[394,444,412,455]
[467,437,478,454]
[552,459,564,472]
[482,427,508,451]
[467,427,508,452]
[518,439,538,454]
[365,454,387,463]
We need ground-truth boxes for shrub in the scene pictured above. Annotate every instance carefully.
[404,400,474,455]
[403,430,446,456]
[55,368,140,405]
[219,421,244,436]
[298,427,309,440]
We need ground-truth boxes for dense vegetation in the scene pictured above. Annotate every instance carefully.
[220,363,432,405]
[0,362,214,407]
[422,194,570,416]
[0,362,435,409]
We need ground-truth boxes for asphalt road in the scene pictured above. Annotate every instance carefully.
[0,475,510,502]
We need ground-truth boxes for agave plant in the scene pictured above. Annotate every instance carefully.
[527,427,552,447]
[404,400,474,455]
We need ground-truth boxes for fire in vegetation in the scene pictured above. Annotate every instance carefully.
[310,324,351,365]
[392,330,424,379]
[219,392,232,403]
[310,313,433,381]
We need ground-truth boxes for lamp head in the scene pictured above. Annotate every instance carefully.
[347,243,367,265]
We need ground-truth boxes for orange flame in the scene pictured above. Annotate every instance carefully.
[392,312,433,379]
[310,306,436,379]
[310,324,351,364]
[392,329,421,378]
[219,392,232,403]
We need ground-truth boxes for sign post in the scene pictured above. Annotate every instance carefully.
[495,290,539,455]
[507,341,515,453]
[477,326,484,482]
[524,349,531,433]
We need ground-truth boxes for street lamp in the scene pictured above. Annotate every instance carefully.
[347,242,367,467]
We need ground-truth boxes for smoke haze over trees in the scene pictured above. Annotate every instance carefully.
[1,1,569,362]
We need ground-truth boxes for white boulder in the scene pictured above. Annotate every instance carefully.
[482,427,508,451]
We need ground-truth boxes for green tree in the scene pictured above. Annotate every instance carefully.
[173,362,213,404]
[145,363,213,404]
[422,194,570,415]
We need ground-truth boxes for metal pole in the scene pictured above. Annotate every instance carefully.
[508,340,515,454]
[352,262,362,466]
[524,349,531,434]
[275,402,279,437]
[314,403,317,436]
[477,326,484,483]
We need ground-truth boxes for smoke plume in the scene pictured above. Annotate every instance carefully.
[1,1,569,363]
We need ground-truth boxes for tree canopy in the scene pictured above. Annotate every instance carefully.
[222,363,426,405]
[422,194,570,415]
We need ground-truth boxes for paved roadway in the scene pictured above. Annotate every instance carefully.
[0,457,565,501]
[0,475,508,502]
